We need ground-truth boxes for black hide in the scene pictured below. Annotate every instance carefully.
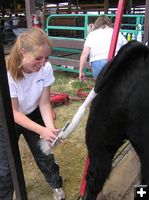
[85,41,149,200]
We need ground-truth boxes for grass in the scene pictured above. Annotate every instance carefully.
[17,71,94,200]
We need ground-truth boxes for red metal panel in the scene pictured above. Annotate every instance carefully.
[108,0,127,60]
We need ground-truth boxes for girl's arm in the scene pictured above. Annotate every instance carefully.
[11,97,56,141]
[79,46,90,81]
[39,86,59,133]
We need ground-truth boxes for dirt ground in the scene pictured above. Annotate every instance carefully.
[12,72,140,200]
[16,100,89,200]
[9,70,93,200]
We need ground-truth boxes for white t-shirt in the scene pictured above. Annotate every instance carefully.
[84,27,127,62]
[7,61,55,115]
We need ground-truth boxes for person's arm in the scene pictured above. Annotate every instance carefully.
[39,86,56,130]
[119,32,128,46]
[11,97,57,141]
[79,46,90,81]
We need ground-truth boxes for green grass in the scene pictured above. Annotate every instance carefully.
[52,71,94,96]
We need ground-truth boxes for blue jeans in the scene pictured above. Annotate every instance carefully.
[0,124,14,200]
[0,107,62,199]
[91,59,107,80]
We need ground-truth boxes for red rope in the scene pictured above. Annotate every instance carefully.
[76,86,93,98]
[50,84,93,103]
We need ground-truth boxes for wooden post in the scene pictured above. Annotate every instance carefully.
[68,0,71,14]
[0,42,28,199]
[25,0,35,28]
[143,0,149,45]
[104,0,109,14]
[127,0,132,14]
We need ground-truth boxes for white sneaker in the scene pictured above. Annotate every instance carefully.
[53,188,65,200]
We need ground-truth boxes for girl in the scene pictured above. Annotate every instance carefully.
[5,28,65,200]
[79,15,127,80]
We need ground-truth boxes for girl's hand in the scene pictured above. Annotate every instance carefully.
[79,71,86,81]
[40,127,60,142]
[51,128,60,136]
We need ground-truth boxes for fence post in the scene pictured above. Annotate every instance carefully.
[0,42,28,200]
[143,0,149,45]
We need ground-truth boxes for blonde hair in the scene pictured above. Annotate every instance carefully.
[94,15,113,30]
[6,28,52,80]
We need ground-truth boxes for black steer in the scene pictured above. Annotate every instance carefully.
[85,41,149,200]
